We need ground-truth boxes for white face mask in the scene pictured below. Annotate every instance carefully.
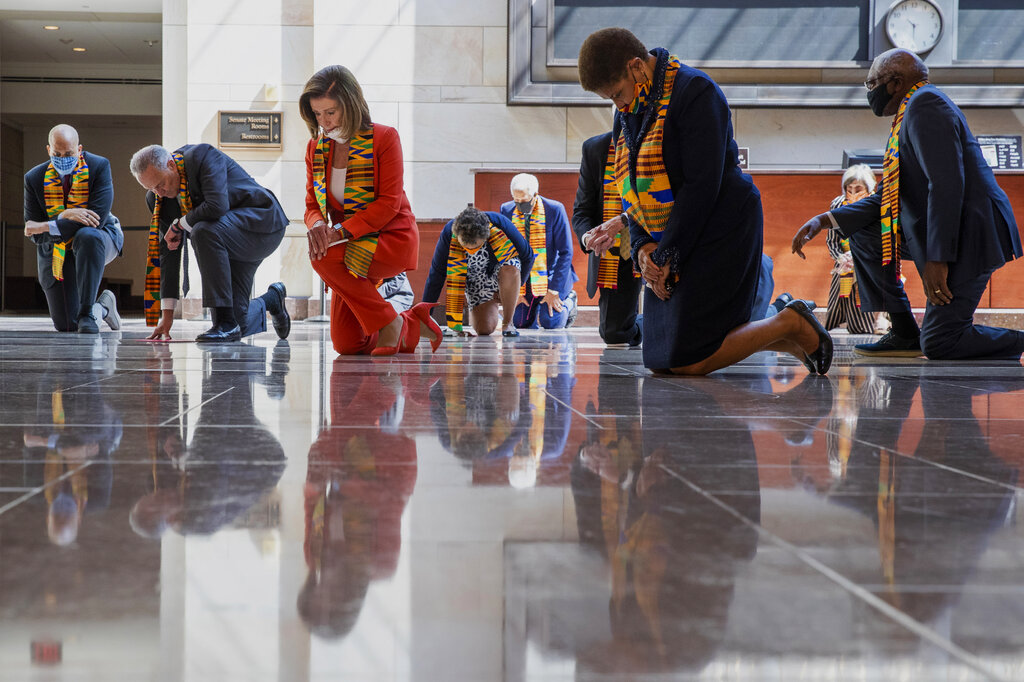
[323,127,348,143]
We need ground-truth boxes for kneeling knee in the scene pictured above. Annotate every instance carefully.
[921,335,954,360]
[474,320,498,336]
[668,361,712,376]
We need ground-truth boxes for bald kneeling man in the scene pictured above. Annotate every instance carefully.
[23,124,123,333]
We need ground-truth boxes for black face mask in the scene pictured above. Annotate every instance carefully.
[866,82,892,117]
[515,200,533,215]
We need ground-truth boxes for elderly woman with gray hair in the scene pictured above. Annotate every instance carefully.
[422,206,534,337]
[824,164,883,335]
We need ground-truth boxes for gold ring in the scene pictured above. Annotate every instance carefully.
[934,289,941,294]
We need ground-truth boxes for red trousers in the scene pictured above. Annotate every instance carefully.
[312,242,408,355]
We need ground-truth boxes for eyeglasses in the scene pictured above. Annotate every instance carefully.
[864,76,893,91]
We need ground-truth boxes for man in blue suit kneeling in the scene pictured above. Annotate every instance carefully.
[501,173,579,330]
[793,48,1023,361]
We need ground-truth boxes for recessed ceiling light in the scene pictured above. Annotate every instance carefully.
[72,47,86,52]
[43,25,59,30]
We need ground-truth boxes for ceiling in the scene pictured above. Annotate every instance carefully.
[1,6,161,67]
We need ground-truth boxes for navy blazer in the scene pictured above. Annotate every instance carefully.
[24,151,124,254]
[832,85,1021,277]
[146,143,287,300]
[422,211,535,304]
[500,196,578,297]
[612,55,758,270]
[572,131,616,298]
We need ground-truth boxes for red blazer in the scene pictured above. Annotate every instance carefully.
[304,123,418,270]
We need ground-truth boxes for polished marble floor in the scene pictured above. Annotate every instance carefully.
[1,316,1023,681]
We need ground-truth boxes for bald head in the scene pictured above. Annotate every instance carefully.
[48,124,79,148]
[872,49,928,84]
[865,49,929,117]
[47,124,82,161]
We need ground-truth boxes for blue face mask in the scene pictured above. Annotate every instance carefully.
[51,154,79,176]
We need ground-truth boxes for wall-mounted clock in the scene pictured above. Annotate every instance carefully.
[885,0,943,54]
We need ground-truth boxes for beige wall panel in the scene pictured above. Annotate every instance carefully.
[403,161,477,220]
[187,0,284,26]
[403,0,506,27]
[733,108,892,169]
[313,26,482,87]
[482,26,506,88]
[187,25,283,85]
[398,102,567,164]
[440,86,506,104]
[282,26,315,85]
[366,101,400,129]
[313,0,400,26]
[565,106,614,164]
[361,85,442,104]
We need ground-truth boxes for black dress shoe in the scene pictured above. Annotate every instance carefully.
[76,315,99,334]
[266,282,290,340]
[772,292,794,313]
[196,324,242,343]
[785,299,833,375]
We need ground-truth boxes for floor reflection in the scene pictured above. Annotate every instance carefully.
[130,344,288,539]
[1,325,1023,680]
[300,363,417,640]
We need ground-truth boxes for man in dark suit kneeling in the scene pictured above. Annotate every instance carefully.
[23,124,123,333]
[793,48,1023,360]
[130,143,291,342]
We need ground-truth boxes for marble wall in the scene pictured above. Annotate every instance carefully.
[160,0,1024,306]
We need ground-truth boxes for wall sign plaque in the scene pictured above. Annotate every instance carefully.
[218,111,282,149]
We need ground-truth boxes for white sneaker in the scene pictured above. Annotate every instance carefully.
[97,289,120,330]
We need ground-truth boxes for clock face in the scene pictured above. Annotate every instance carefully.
[886,0,943,54]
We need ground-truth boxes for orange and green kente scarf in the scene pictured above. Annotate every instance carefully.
[43,155,89,280]
[311,127,379,279]
[614,55,683,244]
[880,79,928,270]
[511,199,547,297]
[444,225,517,331]
[144,152,192,326]
[597,137,637,290]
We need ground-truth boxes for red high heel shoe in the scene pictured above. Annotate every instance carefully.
[371,314,410,357]
[402,302,443,353]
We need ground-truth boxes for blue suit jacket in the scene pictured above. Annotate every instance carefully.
[145,143,287,300]
[24,151,124,253]
[832,84,1021,277]
[422,211,534,303]
[500,196,578,297]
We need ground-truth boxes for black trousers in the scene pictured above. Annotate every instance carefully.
[189,208,285,338]
[597,259,642,345]
[849,226,1024,360]
[37,228,108,332]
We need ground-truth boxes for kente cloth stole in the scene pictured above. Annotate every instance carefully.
[444,226,516,331]
[512,199,547,297]
[527,361,547,459]
[596,138,638,290]
[836,196,856,301]
[43,155,89,280]
[880,80,928,269]
[144,152,193,326]
[311,128,379,279]
[614,56,683,243]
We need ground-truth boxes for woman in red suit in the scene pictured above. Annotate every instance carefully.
[299,65,440,355]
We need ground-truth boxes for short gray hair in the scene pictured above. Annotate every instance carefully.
[130,144,172,177]
[510,173,538,197]
[842,164,877,193]
[453,207,491,245]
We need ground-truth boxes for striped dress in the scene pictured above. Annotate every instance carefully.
[824,195,879,334]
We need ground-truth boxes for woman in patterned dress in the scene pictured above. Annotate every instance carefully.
[823,165,884,335]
